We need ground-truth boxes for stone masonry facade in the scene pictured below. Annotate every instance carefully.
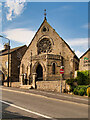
[0,45,27,85]
[20,18,79,90]
[79,48,90,71]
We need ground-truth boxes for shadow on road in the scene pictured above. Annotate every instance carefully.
[1,100,89,120]
[1,100,50,120]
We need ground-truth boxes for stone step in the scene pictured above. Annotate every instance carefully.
[20,85,32,89]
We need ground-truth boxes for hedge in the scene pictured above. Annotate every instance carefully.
[73,85,88,96]
[77,70,90,85]
[66,79,77,92]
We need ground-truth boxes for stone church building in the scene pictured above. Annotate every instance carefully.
[20,16,79,91]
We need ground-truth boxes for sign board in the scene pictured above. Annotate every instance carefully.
[60,69,64,74]
[83,57,90,67]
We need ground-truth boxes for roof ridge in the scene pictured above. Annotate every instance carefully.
[0,45,27,56]
[27,19,47,49]
[80,48,90,59]
[10,45,27,50]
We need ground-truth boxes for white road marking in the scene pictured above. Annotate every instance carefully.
[2,88,88,106]
[0,100,57,120]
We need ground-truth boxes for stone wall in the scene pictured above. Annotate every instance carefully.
[11,45,27,82]
[1,54,11,80]
[36,80,70,92]
[79,50,90,71]
[3,82,21,87]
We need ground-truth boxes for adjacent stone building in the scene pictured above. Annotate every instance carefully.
[20,17,79,91]
[0,44,27,86]
[79,48,90,71]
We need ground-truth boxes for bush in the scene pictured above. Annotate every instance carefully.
[73,88,79,95]
[70,85,76,92]
[78,88,85,96]
[76,71,90,85]
[66,79,77,85]
[66,79,77,92]
[73,85,88,96]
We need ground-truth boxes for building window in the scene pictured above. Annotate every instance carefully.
[37,38,52,54]
[75,62,79,71]
[61,57,64,66]
[52,63,55,74]
[22,64,25,74]
[43,26,47,32]
[42,26,49,32]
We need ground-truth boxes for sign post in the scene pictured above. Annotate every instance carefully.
[60,66,64,93]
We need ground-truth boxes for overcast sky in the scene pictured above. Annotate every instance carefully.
[0,1,89,58]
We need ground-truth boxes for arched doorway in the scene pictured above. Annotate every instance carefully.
[36,64,43,81]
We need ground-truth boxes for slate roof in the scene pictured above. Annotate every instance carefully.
[0,45,27,56]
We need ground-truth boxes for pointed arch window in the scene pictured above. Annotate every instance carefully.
[52,63,55,74]
[22,64,25,74]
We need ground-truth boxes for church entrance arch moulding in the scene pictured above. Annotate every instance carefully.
[32,61,46,76]
[36,64,43,81]
[32,61,46,88]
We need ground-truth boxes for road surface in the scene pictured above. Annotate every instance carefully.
[0,87,89,120]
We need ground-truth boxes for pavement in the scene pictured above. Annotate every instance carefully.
[0,86,89,120]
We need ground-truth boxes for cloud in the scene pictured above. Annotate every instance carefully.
[0,15,2,22]
[67,38,89,57]
[82,24,88,29]
[0,42,4,50]
[75,50,84,58]
[66,38,88,57]
[3,28,36,45]
[0,3,2,7]
[2,29,89,58]
[61,5,72,10]
[82,23,90,29]
[67,38,88,47]
[0,9,2,23]
[5,0,26,21]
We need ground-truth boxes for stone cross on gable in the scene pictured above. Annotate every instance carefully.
[44,9,47,20]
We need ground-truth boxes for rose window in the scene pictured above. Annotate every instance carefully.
[37,38,52,54]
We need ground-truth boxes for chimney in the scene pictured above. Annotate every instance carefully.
[4,43,10,50]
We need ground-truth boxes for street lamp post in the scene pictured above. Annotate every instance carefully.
[7,40,10,87]
[0,35,10,87]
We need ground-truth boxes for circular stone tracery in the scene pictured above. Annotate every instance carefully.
[37,38,52,54]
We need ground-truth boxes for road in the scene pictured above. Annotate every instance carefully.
[0,87,89,120]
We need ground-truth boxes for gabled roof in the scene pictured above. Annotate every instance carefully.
[27,18,47,48]
[80,48,90,59]
[0,45,27,56]
[27,18,79,60]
